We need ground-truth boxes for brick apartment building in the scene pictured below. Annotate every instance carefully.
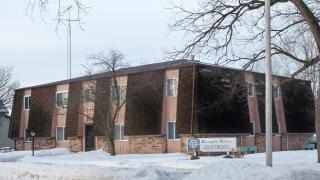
[8,60,315,154]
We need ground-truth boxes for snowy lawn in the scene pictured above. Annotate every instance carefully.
[0,148,320,179]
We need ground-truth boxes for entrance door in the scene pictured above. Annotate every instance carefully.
[85,125,95,151]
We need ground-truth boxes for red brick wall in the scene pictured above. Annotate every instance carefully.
[129,135,166,153]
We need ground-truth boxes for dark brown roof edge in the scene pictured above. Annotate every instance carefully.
[17,60,196,90]
[17,59,310,90]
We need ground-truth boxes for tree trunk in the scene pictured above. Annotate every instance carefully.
[317,77,320,163]
[291,0,320,54]
[109,138,116,156]
[291,0,320,163]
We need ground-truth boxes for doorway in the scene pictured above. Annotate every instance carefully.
[85,125,95,151]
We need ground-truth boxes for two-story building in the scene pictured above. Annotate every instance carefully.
[9,60,315,154]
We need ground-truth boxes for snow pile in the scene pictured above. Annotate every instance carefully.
[0,148,70,162]
[1,148,320,179]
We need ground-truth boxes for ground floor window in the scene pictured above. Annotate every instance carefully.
[114,124,128,140]
[56,127,66,141]
[24,129,31,142]
[167,121,179,139]
[249,121,255,136]
[277,121,281,135]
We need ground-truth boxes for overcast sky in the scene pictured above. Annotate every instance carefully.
[1,1,194,88]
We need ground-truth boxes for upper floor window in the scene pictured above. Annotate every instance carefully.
[273,85,280,99]
[167,121,179,139]
[56,126,67,141]
[84,88,95,102]
[246,82,253,96]
[166,79,178,97]
[112,86,127,102]
[114,124,128,140]
[56,92,68,107]
[24,96,31,110]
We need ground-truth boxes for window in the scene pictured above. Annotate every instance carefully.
[112,86,126,102]
[24,129,31,142]
[246,82,253,96]
[114,124,128,140]
[277,121,281,135]
[167,122,179,139]
[84,88,95,102]
[249,121,255,136]
[166,79,178,97]
[273,85,280,99]
[56,92,68,107]
[56,127,66,141]
[24,96,31,110]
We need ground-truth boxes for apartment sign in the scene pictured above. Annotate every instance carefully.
[187,138,200,152]
[199,138,237,152]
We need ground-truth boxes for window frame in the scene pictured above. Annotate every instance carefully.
[111,86,127,103]
[24,129,31,142]
[273,85,280,99]
[277,121,281,136]
[167,121,180,140]
[84,88,95,102]
[56,126,67,142]
[24,95,31,110]
[246,82,254,97]
[56,91,69,108]
[249,121,255,136]
[166,78,178,97]
[114,124,128,141]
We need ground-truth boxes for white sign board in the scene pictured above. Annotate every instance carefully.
[199,138,237,152]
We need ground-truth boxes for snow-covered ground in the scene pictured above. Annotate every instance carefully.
[0,148,320,180]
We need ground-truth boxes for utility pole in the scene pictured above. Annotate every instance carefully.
[67,8,72,79]
[55,5,79,79]
[265,0,273,167]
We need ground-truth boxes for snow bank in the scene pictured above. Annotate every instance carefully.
[0,148,71,162]
[1,148,320,179]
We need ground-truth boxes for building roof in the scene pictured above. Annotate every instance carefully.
[17,60,196,90]
[17,59,309,90]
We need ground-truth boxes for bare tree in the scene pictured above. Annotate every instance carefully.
[82,49,127,156]
[25,0,87,32]
[170,0,320,162]
[169,0,320,76]
[0,67,18,109]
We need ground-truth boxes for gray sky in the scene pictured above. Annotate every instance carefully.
[1,1,192,88]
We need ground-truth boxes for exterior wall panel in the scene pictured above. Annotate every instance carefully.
[176,66,194,134]
[196,66,250,133]
[281,80,315,133]
[9,90,24,138]
[93,78,111,136]
[66,82,82,137]
[28,86,55,137]
[125,71,164,135]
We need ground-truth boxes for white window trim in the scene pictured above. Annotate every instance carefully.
[24,95,31,111]
[167,121,180,140]
[56,126,68,142]
[84,88,94,102]
[111,86,127,103]
[56,91,69,108]
[273,85,280,99]
[249,121,255,136]
[114,124,129,141]
[24,129,31,142]
[277,121,281,136]
[166,78,178,97]
[246,81,254,97]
